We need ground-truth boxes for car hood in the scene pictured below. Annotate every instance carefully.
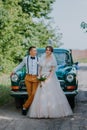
[56,64,76,79]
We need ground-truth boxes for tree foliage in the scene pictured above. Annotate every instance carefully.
[0,0,63,73]
[19,0,54,18]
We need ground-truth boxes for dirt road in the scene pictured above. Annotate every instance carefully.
[0,63,87,130]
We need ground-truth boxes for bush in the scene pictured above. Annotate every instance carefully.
[0,74,13,106]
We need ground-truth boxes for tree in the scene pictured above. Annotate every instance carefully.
[0,0,63,72]
[19,0,55,18]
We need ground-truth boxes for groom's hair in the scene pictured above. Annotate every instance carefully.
[28,46,36,52]
[45,46,53,52]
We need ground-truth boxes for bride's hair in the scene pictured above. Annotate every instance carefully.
[45,46,53,52]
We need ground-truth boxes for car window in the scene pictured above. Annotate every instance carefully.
[37,51,70,65]
[37,52,44,58]
[54,52,70,65]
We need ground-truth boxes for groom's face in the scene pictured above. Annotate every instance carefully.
[29,48,37,57]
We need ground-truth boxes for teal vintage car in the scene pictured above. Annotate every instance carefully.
[10,48,78,109]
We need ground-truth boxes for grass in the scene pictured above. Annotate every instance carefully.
[74,58,87,63]
[78,58,87,63]
[0,74,13,106]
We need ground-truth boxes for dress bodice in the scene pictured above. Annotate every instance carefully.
[40,60,53,76]
[39,54,57,76]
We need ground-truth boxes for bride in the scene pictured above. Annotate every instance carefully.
[27,46,73,118]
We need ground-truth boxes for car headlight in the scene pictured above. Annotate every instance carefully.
[66,74,74,82]
[11,74,18,82]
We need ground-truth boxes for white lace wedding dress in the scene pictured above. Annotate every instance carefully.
[27,54,73,118]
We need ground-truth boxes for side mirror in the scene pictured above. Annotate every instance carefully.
[74,62,79,65]
[74,62,79,70]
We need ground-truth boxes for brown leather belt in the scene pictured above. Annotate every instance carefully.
[27,74,37,76]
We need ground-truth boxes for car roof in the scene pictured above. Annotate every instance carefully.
[37,48,71,53]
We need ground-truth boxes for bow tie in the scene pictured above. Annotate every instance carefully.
[30,56,35,59]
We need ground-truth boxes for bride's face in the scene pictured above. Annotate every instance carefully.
[46,48,52,56]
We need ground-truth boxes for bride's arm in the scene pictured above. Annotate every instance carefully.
[46,53,57,80]
[47,66,55,79]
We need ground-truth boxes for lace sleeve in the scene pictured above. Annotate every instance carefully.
[51,53,57,67]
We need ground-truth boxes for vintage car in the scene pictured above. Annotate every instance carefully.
[10,48,78,109]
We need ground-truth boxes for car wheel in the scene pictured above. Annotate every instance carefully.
[15,98,24,109]
[67,97,75,109]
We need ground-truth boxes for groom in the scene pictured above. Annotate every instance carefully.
[12,46,39,115]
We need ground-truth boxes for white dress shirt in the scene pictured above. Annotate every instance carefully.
[13,55,39,75]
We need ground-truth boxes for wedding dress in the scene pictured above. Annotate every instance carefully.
[27,53,73,118]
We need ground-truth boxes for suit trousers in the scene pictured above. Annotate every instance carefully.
[23,74,39,109]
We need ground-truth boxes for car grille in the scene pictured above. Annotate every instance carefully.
[59,80,66,90]
[19,80,26,91]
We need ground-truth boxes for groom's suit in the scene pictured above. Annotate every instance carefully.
[13,55,39,109]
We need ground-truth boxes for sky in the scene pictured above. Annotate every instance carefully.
[50,0,87,50]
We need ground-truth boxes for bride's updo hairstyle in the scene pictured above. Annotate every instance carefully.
[45,46,53,52]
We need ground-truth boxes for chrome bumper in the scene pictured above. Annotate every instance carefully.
[64,89,78,96]
[10,90,28,97]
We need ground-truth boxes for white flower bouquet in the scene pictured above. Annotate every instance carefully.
[37,74,47,87]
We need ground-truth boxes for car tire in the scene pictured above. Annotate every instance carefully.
[15,98,24,109]
[67,96,75,109]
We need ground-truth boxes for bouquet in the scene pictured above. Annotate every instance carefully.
[37,74,47,87]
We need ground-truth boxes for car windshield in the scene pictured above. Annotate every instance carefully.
[38,51,70,65]
[54,52,69,65]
